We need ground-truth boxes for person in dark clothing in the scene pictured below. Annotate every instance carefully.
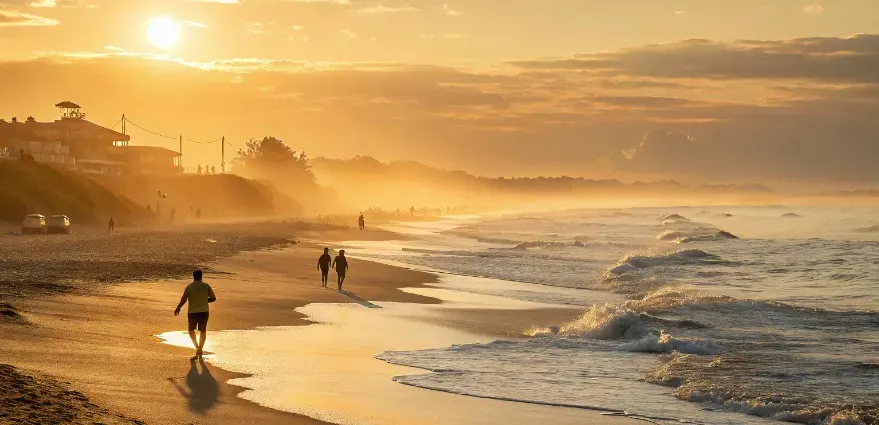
[108,217,115,232]
[332,250,349,290]
[317,248,332,287]
[358,213,365,231]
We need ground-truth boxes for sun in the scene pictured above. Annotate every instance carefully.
[146,17,181,49]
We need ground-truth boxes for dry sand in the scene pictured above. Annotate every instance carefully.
[0,225,638,425]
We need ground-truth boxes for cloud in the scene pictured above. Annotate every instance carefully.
[357,4,418,14]
[186,0,240,3]
[802,4,824,15]
[0,9,59,26]
[281,0,350,4]
[182,20,208,28]
[420,33,468,40]
[441,3,464,16]
[341,28,357,38]
[2,32,879,181]
[510,34,879,84]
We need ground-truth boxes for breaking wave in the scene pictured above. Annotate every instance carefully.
[604,249,718,278]
[622,332,720,355]
[512,240,588,250]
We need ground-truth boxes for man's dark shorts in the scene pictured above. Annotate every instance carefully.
[188,312,209,332]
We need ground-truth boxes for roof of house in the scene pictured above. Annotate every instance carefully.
[121,145,181,157]
[23,119,130,142]
[0,121,52,143]
[55,101,81,109]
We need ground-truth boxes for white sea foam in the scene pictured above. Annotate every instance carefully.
[622,332,720,355]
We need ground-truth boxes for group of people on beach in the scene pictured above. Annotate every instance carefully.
[318,248,349,290]
[174,248,350,359]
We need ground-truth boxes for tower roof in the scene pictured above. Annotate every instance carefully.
[55,101,81,109]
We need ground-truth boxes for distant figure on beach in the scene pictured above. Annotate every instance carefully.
[332,250,349,290]
[197,165,203,175]
[108,217,115,232]
[358,213,365,231]
[211,165,216,175]
[174,270,217,359]
[196,208,202,220]
[317,248,332,287]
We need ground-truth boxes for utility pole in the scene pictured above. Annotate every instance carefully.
[221,136,225,174]
[121,114,125,135]
[179,135,183,172]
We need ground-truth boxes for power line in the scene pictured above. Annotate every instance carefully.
[123,117,178,140]
[109,116,123,130]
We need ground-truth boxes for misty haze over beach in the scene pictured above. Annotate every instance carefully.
[1,1,878,425]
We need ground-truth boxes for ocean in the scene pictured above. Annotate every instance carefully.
[361,206,879,425]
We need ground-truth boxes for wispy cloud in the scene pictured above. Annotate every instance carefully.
[282,0,351,4]
[104,45,125,52]
[442,4,464,16]
[341,28,357,38]
[357,4,418,14]
[183,20,208,28]
[802,4,824,15]
[0,9,60,26]
[420,33,468,40]
[185,0,241,3]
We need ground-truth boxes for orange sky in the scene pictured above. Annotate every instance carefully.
[1,0,878,181]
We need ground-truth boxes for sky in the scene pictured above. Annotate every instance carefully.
[1,0,878,182]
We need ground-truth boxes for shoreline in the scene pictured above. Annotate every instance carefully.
[0,225,639,424]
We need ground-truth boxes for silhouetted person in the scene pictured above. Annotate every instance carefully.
[333,250,349,290]
[211,165,216,175]
[174,270,217,359]
[317,247,332,287]
[108,217,115,232]
[196,207,201,220]
[197,164,203,175]
[358,213,365,231]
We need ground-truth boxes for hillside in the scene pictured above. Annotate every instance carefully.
[0,160,146,225]
[97,173,301,221]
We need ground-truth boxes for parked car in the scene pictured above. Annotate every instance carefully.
[22,214,47,234]
[47,214,71,234]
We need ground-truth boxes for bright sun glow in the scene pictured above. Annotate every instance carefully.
[146,17,181,49]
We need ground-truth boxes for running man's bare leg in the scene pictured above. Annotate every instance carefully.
[188,331,198,349]
[198,330,207,353]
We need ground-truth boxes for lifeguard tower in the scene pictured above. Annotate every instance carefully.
[55,101,86,120]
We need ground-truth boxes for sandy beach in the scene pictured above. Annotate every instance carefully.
[0,223,639,425]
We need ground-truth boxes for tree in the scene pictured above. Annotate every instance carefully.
[233,137,314,183]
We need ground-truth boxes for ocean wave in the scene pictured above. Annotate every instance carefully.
[512,240,588,250]
[660,214,689,222]
[604,249,718,278]
[527,304,649,340]
[647,351,878,425]
[656,230,739,244]
[622,332,720,355]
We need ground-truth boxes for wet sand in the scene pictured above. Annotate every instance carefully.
[0,226,638,425]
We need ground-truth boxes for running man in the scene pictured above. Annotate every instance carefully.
[317,247,332,287]
[174,270,216,359]
[332,250,349,290]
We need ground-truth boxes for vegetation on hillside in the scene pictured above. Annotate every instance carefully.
[0,161,145,224]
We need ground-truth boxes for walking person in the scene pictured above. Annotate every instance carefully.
[332,250,349,291]
[108,217,115,232]
[174,270,217,359]
[358,213,365,231]
[317,247,332,287]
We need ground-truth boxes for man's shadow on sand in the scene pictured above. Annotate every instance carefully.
[169,358,220,414]
[339,290,382,309]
